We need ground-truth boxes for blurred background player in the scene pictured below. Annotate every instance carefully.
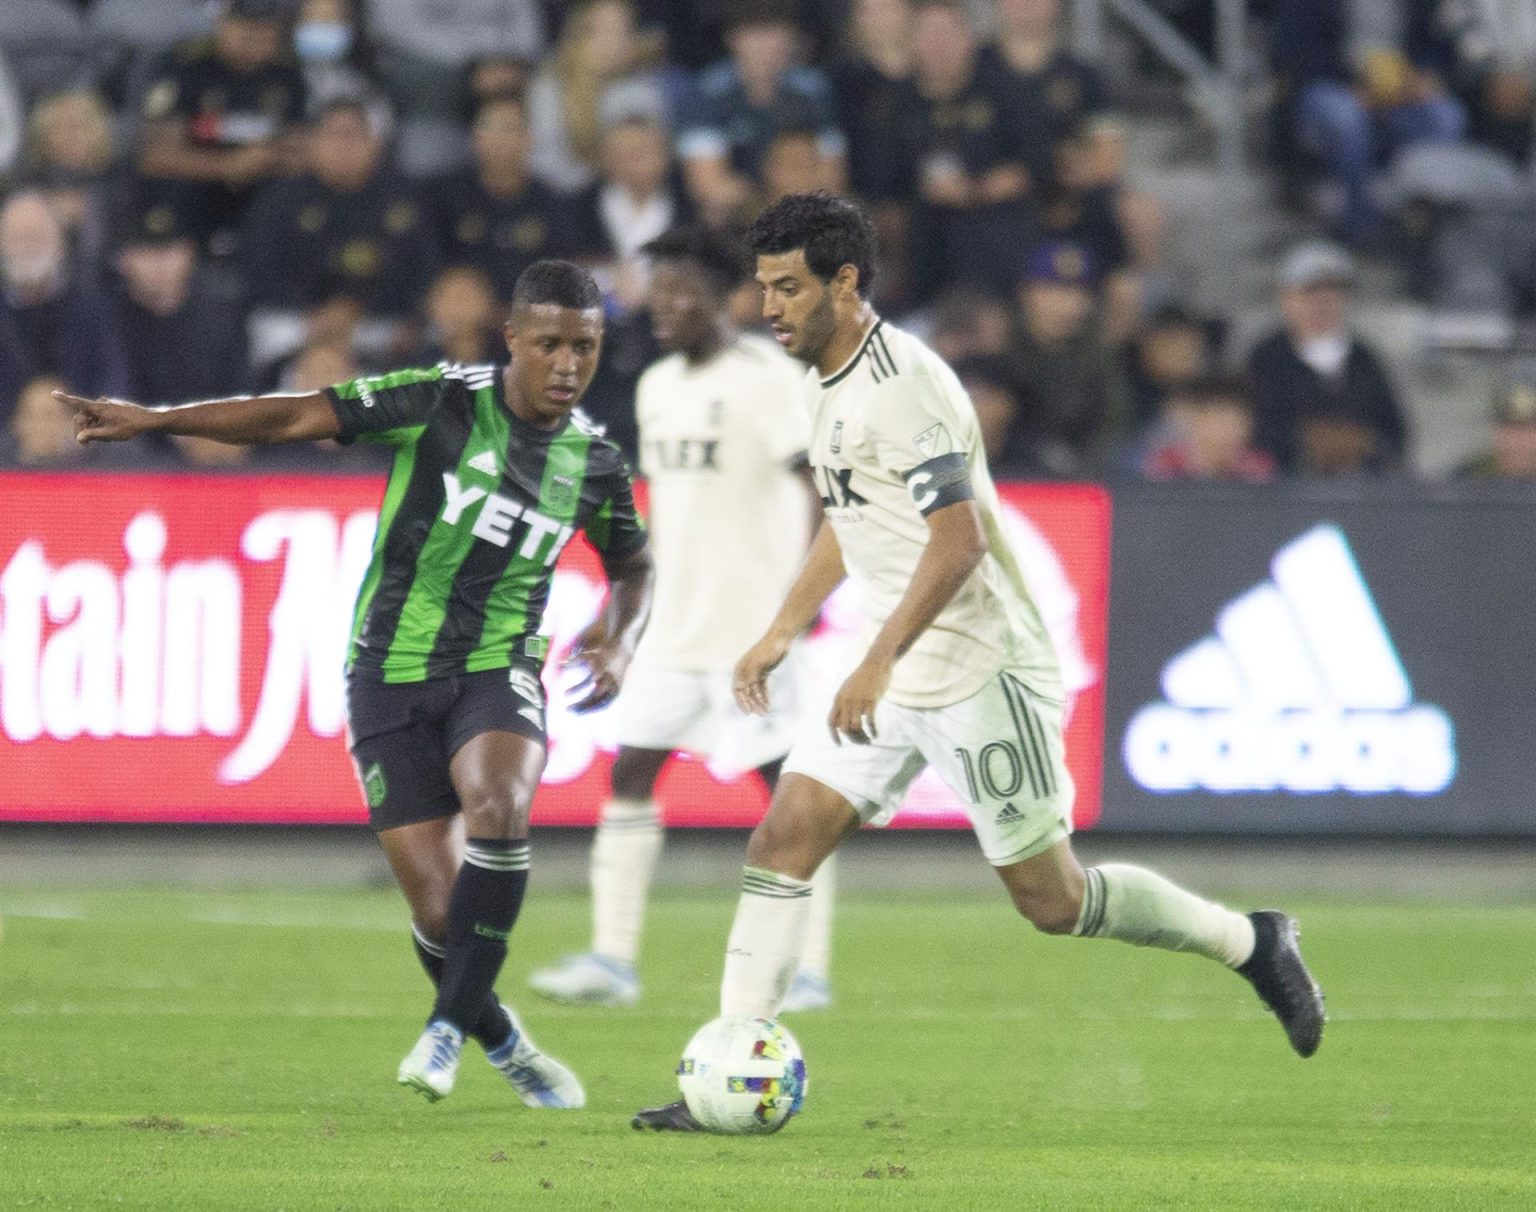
[529,223,836,1012]
[58,260,653,1111]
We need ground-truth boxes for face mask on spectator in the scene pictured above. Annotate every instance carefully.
[295,22,352,61]
[3,252,61,291]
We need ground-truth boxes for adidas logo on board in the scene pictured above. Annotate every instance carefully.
[1123,524,1456,796]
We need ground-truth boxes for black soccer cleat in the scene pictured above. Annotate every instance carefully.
[631,1099,705,1132]
[1236,910,1326,1058]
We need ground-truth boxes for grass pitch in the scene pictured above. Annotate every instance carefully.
[1,882,1532,1210]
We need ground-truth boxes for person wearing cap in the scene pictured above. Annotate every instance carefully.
[996,238,1130,477]
[1456,377,1536,479]
[136,0,308,254]
[111,198,249,443]
[1245,240,1409,476]
[675,0,846,223]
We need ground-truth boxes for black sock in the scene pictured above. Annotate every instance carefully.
[411,926,514,1050]
[432,839,528,1035]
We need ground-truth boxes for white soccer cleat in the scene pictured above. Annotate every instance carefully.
[780,971,832,1013]
[486,1005,586,1109]
[397,1019,464,1102]
[528,952,640,1007]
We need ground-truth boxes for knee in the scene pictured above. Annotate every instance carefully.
[610,749,664,801]
[457,777,528,838]
[744,816,815,879]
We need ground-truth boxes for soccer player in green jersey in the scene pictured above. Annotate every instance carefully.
[58,260,654,1108]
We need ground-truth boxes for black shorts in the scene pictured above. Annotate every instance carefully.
[346,661,546,831]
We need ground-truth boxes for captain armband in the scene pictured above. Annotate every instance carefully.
[902,452,974,515]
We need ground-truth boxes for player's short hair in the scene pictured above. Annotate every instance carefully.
[641,224,747,292]
[747,191,878,298]
[511,260,602,313]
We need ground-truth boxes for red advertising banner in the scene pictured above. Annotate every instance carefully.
[0,472,1107,828]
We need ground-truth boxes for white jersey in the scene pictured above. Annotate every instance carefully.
[634,334,812,672]
[807,319,1062,707]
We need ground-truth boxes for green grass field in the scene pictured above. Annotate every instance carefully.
[2,884,1532,1210]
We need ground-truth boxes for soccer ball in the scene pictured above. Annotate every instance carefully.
[676,1015,807,1134]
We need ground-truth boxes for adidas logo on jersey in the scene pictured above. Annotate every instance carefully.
[1123,524,1456,796]
[994,802,1024,825]
[467,450,500,478]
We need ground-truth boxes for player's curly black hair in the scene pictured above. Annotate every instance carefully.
[746,191,878,299]
[511,259,603,312]
[641,224,748,292]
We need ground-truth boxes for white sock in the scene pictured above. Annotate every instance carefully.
[1073,863,1255,968]
[719,867,814,1019]
[797,852,837,981]
[589,797,663,966]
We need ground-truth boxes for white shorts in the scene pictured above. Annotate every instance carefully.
[609,651,802,775]
[782,668,1074,866]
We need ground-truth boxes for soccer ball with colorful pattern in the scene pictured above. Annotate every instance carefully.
[676,1016,807,1134]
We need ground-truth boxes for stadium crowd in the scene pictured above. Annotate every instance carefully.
[3,0,1536,481]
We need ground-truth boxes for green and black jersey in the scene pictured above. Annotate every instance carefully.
[326,362,647,684]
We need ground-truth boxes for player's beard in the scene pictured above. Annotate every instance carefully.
[794,290,837,365]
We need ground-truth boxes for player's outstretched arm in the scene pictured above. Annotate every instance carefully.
[57,390,342,448]
[828,501,988,744]
[734,521,847,715]
[566,545,655,714]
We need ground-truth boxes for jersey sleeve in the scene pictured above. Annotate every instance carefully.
[867,374,977,517]
[325,367,445,445]
[584,462,649,562]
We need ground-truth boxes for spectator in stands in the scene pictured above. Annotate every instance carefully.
[240,97,437,365]
[113,199,248,413]
[0,189,129,417]
[0,49,25,182]
[4,374,90,466]
[1140,375,1276,483]
[998,239,1130,477]
[428,91,567,305]
[367,0,543,176]
[1455,373,1536,479]
[1127,304,1216,429]
[1270,0,1466,248]
[758,124,838,202]
[566,116,685,309]
[527,0,671,192]
[954,354,1026,474]
[137,0,308,254]
[292,0,390,130]
[927,288,1013,363]
[1247,241,1410,475]
[891,0,1036,301]
[828,0,913,201]
[414,265,503,366]
[676,0,846,223]
[990,0,1109,189]
[1440,0,1536,165]
[21,89,120,266]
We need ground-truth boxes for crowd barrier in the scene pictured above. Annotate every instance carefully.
[2,472,1529,835]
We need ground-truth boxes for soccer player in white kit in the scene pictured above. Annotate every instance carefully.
[529,225,838,1011]
[634,193,1325,1132]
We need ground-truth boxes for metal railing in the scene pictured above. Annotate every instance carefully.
[1071,0,1249,175]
